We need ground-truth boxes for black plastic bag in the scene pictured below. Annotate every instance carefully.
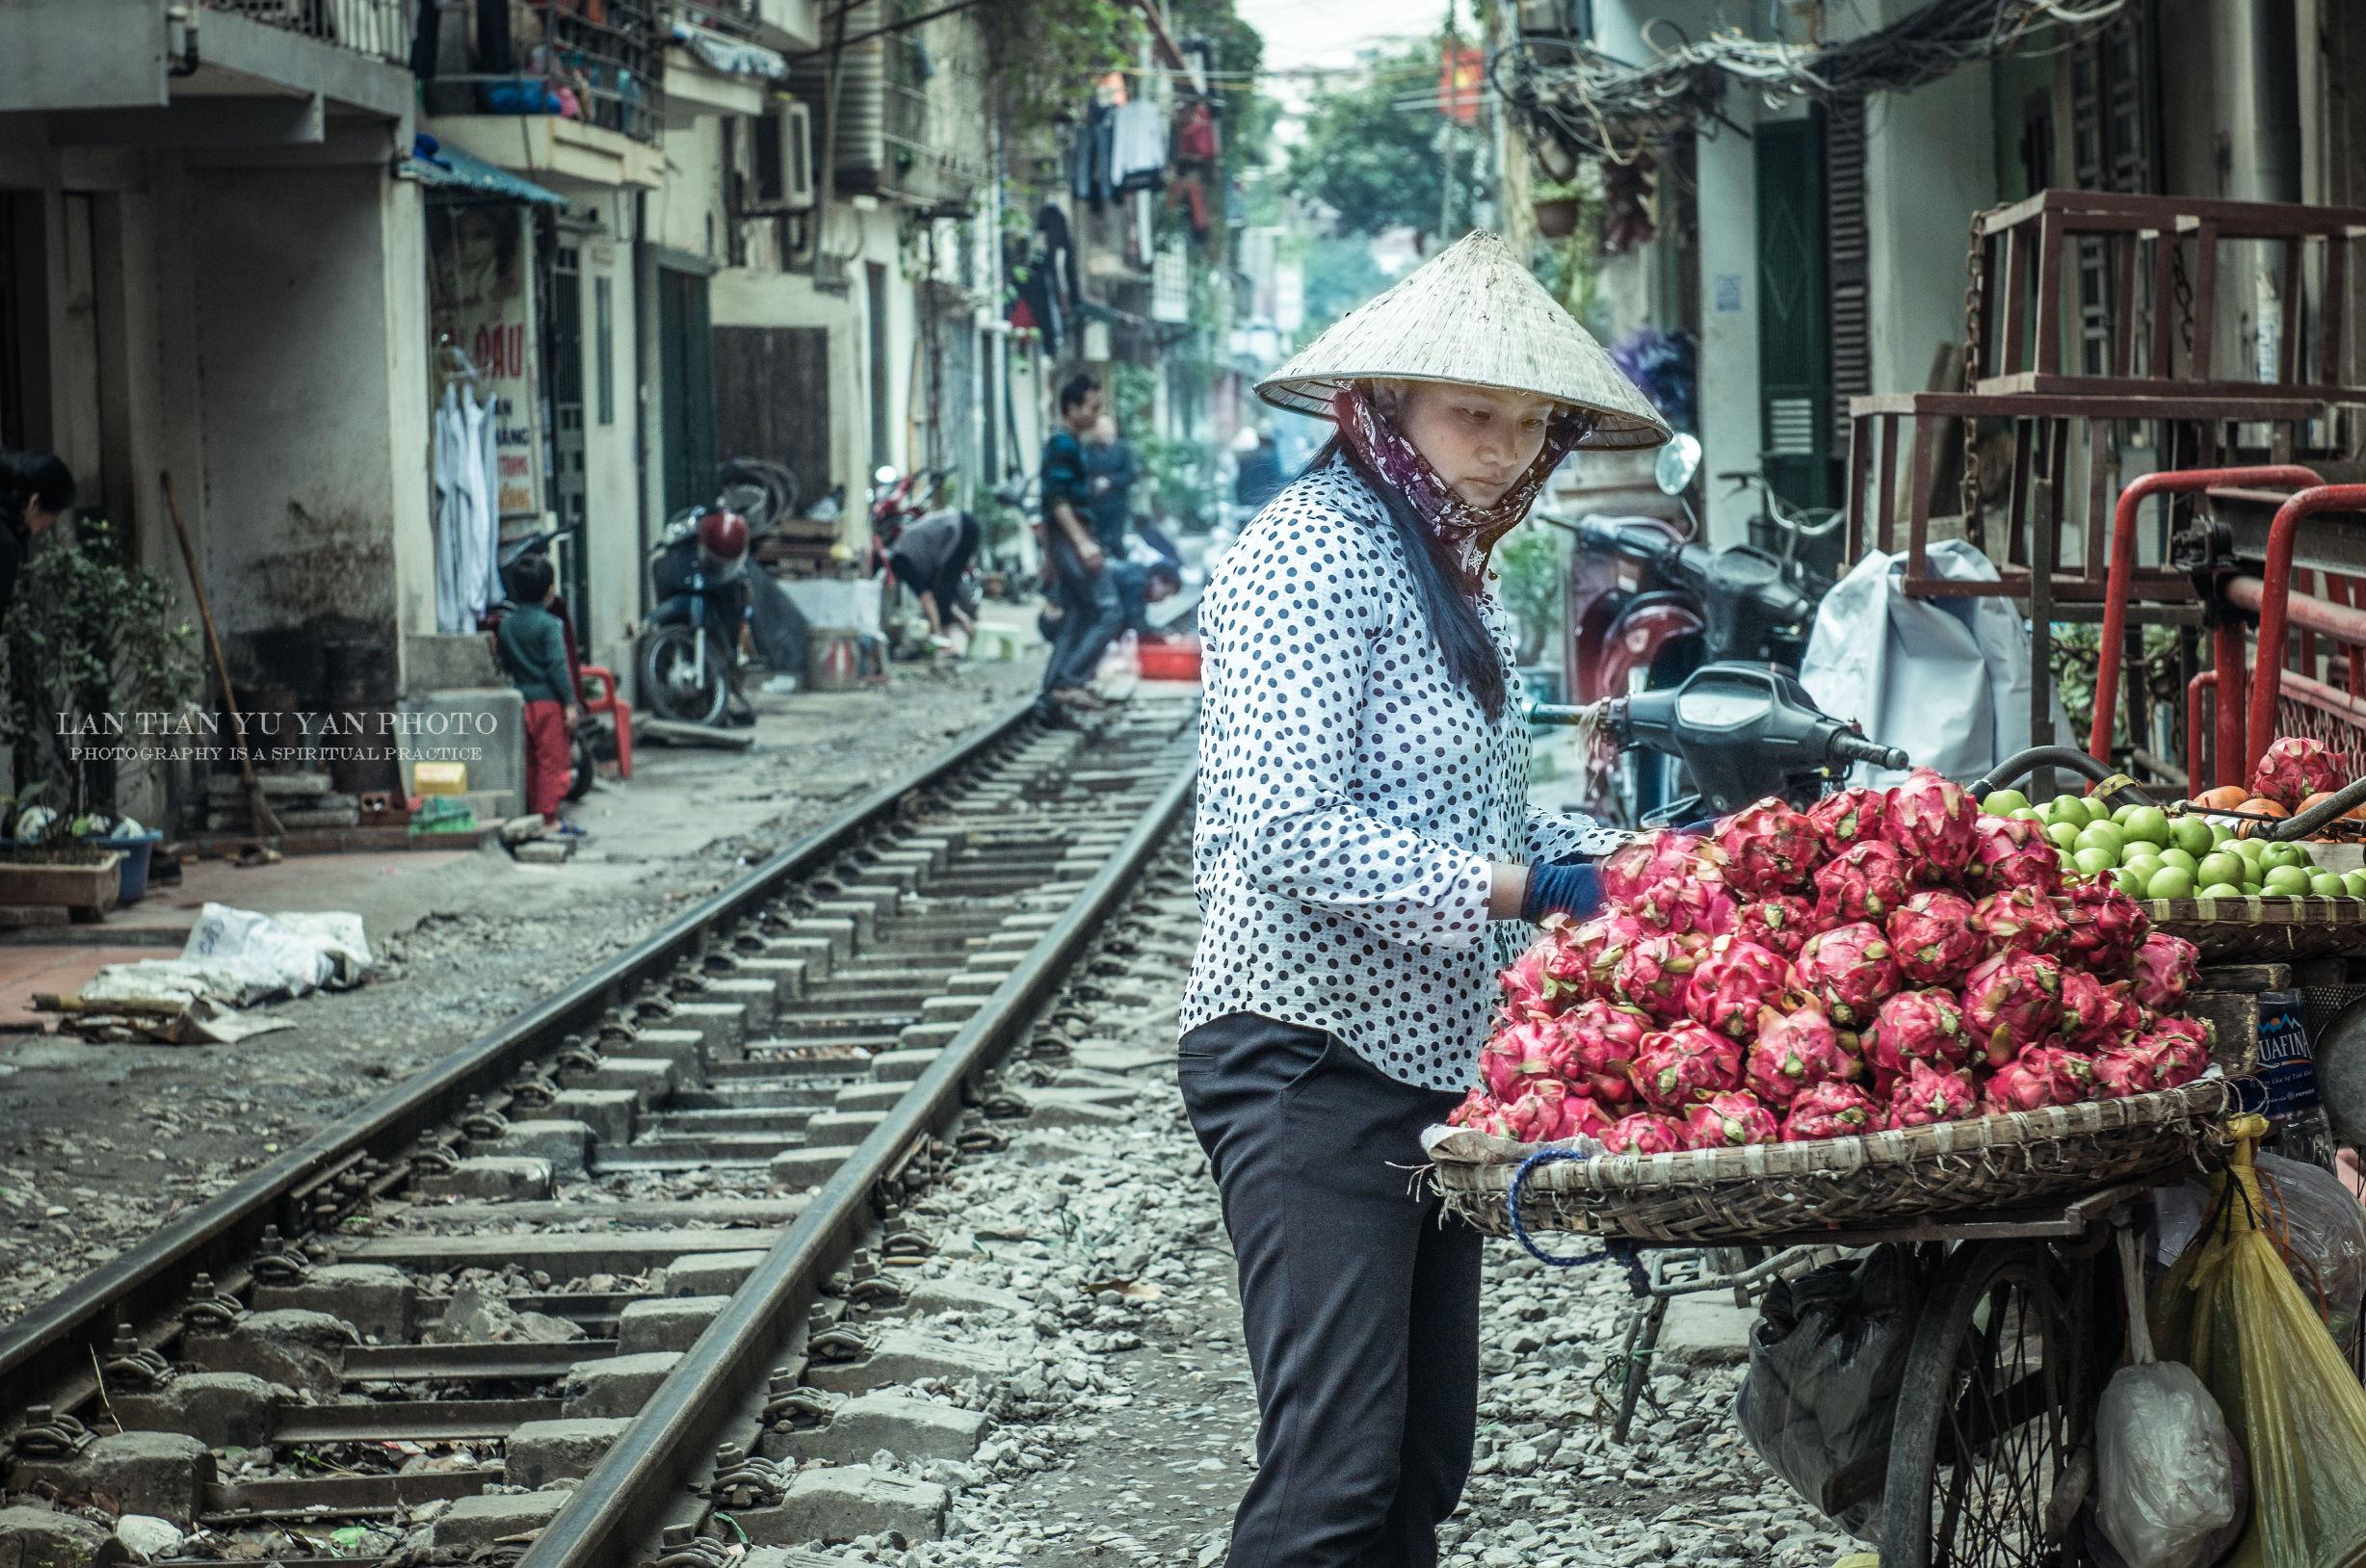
[1732,1247,1912,1539]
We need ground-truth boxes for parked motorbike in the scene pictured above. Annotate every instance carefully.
[1534,662,1907,823]
[1559,432,1844,822]
[637,499,754,727]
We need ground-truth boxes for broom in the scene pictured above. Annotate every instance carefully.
[161,471,283,843]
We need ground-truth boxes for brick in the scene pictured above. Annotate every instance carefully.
[562,1350,682,1418]
[11,1433,215,1528]
[613,1028,708,1078]
[0,1504,117,1568]
[512,838,573,865]
[671,1001,749,1055]
[659,1250,768,1296]
[867,1048,939,1083]
[1009,1093,1130,1131]
[616,1295,727,1356]
[803,1330,1012,1395]
[427,1489,566,1552]
[182,1309,354,1398]
[800,1111,882,1149]
[110,1372,276,1450]
[733,1466,949,1546]
[763,1392,985,1465]
[411,1156,555,1203]
[517,1089,636,1147]
[706,978,778,1032]
[503,1418,631,1488]
[1659,1297,1756,1367]
[484,1120,591,1179]
[557,1056,674,1108]
[253,1263,418,1342]
[903,1277,1033,1320]
[769,1147,846,1190]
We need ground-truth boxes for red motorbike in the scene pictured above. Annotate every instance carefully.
[1558,434,1843,823]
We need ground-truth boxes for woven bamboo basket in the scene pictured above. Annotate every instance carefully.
[1431,1079,2235,1245]
[2143,894,2366,957]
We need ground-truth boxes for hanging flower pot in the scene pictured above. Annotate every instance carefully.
[1533,196,1580,239]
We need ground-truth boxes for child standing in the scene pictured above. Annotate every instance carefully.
[496,553,584,838]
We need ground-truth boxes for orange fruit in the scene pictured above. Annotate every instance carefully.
[2195,785,2251,811]
[2298,792,2341,816]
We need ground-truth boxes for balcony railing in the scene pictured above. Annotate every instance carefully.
[881,80,985,211]
[426,0,668,145]
[201,0,414,65]
[673,0,760,38]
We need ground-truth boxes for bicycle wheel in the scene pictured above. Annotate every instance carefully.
[1880,1241,2093,1568]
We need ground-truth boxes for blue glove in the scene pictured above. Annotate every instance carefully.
[1521,861,1603,924]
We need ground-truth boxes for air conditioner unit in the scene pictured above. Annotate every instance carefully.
[748,100,815,214]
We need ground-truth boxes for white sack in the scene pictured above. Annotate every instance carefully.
[177,903,371,1003]
[781,577,882,637]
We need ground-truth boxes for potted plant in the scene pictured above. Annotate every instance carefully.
[1,518,198,906]
[1531,175,1588,240]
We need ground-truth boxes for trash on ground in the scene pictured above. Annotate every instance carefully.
[36,902,373,1044]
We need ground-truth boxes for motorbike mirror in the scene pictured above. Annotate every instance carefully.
[1654,432,1702,497]
[873,465,900,486]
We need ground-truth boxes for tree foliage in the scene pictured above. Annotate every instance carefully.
[1284,45,1448,245]
[979,0,1135,143]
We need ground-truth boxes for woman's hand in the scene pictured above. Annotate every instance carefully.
[1486,862,1529,920]
[1518,860,1603,924]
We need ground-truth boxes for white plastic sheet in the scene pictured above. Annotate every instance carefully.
[781,577,882,637]
[1800,540,2071,788]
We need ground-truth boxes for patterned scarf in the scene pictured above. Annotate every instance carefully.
[1331,384,1591,598]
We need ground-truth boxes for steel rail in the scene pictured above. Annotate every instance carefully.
[517,749,1198,1568]
[0,697,1039,1419]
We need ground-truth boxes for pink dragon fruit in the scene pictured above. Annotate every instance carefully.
[1806,787,1890,856]
[1981,1044,2095,1114]
[1684,1090,1780,1149]
[1960,952,2064,1065]
[1971,886,2068,956]
[1887,890,1984,985]
[1795,921,1901,1027]
[1732,893,1815,959]
[1560,998,1652,1105]
[1887,768,1980,875]
[2128,932,2201,1011]
[1812,841,1915,926]
[2251,735,2349,810]
[1781,1080,1881,1141]
[1446,1086,1512,1137]
[1498,941,1560,1024]
[1633,1021,1744,1111]
[1613,931,1704,1020]
[1630,873,1740,936]
[1601,1111,1688,1155]
[1746,1002,1849,1106]
[2055,970,2116,1051]
[1684,936,1794,1038]
[2092,1039,2175,1098]
[1967,814,2064,893]
[1547,911,1652,1000]
[1497,1079,1616,1143]
[2056,877,2150,975]
[1886,1059,1978,1129]
[1716,797,1826,896]
[1863,988,1971,1077]
[1601,832,1720,903]
[2140,1021,2212,1085]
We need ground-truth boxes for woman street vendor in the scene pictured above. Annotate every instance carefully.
[1177,231,1672,1566]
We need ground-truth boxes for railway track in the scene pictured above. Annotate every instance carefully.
[0,691,1201,1567]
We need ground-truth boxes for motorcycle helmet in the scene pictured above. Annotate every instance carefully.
[697,507,749,578]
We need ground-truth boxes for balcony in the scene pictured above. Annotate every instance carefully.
[421,0,670,189]
[880,80,986,212]
[0,0,412,130]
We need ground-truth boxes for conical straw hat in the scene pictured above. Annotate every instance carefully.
[1256,230,1670,450]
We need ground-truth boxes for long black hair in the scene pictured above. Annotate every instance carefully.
[0,451,73,535]
[1301,433,1509,720]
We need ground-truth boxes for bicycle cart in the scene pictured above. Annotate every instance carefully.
[1431,1081,2235,1568]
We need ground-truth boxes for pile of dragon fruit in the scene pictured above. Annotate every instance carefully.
[1449,770,2216,1154]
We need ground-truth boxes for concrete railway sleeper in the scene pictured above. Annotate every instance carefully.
[0,693,1200,1568]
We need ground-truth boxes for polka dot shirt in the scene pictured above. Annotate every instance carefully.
[1180,457,1628,1091]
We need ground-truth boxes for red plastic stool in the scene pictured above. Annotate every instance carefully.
[578,665,632,780]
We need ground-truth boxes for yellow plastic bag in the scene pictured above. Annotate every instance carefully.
[2153,1116,2366,1568]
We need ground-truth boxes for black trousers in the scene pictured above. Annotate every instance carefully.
[1177,1012,1482,1568]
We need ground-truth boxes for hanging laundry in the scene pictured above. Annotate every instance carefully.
[1167,172,1211,239]
[432,384,499,634]
[1070,100,1117,209]
[1111,99,1167,194]
[475,390,502,619]
[1176,100,1219,164]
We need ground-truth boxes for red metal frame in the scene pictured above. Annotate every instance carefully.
[2186,670,2217,787]
[2087,464,2323,762]
[2231,484,2366,776]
